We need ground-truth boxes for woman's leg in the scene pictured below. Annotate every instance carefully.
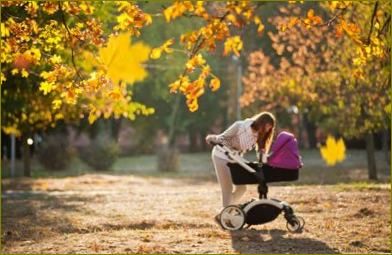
[232,185,247,204]
[211,153,234,207]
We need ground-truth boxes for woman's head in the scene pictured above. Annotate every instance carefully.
[250,112,276,152]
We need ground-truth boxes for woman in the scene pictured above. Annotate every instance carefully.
[205,112,276,209]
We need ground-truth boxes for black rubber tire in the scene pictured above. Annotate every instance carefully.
[286,217,302,233]
[219,205,246,231]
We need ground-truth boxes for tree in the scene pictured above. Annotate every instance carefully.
[241,3,390,179]
[1,1,154,175]
[2,1,389,175]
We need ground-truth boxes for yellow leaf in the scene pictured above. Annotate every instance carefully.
[150,39,174,59]
[320,136,346,166]
[108,88,122,100]
[307,9,314,18]
[169,79,180,93]
[288,17,299,28]
[11,69,19,75]
[99,32,150,85]
[39,81,55,95]
[161,38,174,53]
[224,36,243,56]
[52,99,62,110]
[335,138,346,162]
[50,55,62,64]
[88,113,97,124]
[150,48,162,59]
[21,69,29,78]
[2,126,21,137]
[1,22,10,37]
[187,98,199,112]
[186,54,206,72]
[210,77,220,91]
[0,72,6,84]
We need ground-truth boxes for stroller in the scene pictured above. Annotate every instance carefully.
[213,131,305,232]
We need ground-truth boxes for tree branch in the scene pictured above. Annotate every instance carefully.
[190,10,230,58]
[58,2,84,82]
[319,7,348,27]
[380,14,391,35]
[366,1,379,44]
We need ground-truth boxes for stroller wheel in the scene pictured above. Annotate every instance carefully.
[286,216,303,233]
[297,216,305,229]
[219,205,246,231]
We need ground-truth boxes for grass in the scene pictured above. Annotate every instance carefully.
[2,149,390,184]
[334,181,391,192]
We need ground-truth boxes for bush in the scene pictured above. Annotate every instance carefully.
[37,135,74,171]
[80,138,119,171]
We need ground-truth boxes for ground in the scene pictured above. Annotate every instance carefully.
[1,173,390,254]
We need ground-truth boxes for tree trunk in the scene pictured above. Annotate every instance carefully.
[366,133,377,180]
[297,111,305,149]
[157,94,180,172]
[188,130,198,152]
[111,118,122,141]
[200,130,207,151]
[382,130,390,167]
[22,133,31,177]
[226,58,238,124]
[157,144,179,172]
[304,113,317,149]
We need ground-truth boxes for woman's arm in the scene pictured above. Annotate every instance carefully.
[206,121,240,145]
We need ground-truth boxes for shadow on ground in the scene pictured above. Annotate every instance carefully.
[231,228,339,254]
[1,187,95,246]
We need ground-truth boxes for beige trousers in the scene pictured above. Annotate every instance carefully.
[211,149,247,207]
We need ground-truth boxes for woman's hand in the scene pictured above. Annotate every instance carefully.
[205,134,216,145]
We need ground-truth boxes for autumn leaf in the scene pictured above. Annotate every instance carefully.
[320,136,346,166]
[150,38,174,59]
[163,1,194,22]
[288,17,299,28]
[223,36,243,56]
[2,126,21,137]
[39,81,55,95]
[99,32,150,85]
[304,9,322,26]
[209,77,220,91]
[307,9,315,19]
[150,48,162,59]
[185,54,206,72]
[186,98,199,112]
[52,99,62,110]
[254,16,265,35]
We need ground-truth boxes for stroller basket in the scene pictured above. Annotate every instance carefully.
[227,162,261,185]
[227,162,299,185]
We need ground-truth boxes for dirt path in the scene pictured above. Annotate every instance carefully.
[1,174,390,254]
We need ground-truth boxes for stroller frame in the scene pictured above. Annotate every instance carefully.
[213,143,305,232]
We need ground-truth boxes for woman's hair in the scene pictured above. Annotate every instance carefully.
[250,112,276,153]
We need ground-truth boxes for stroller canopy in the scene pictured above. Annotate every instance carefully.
[267,131,302,169]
